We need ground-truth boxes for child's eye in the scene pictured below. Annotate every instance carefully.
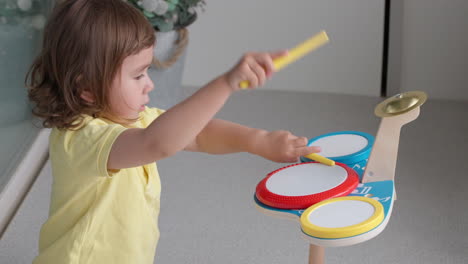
[135,74,144,80]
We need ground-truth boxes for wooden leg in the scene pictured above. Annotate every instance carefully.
[308,244,324,264]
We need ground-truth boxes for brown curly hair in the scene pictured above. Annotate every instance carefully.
[26,0,156,129]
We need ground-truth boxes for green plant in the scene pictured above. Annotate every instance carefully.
[126,0,205,32]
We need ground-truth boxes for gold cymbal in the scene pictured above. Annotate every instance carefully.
[374,91,427,117]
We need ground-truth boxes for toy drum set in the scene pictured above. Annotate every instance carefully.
[254,91,427,264]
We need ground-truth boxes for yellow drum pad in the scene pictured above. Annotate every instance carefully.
[300,196,384,239]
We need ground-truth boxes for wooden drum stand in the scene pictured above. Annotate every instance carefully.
[254,91,427,264]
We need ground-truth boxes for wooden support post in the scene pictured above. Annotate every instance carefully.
[308,244,325,264]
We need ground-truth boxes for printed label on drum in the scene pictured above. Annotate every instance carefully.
[350,181,394,215]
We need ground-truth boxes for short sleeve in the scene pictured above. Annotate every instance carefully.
[51,120,127,178]
[92,124,127,177]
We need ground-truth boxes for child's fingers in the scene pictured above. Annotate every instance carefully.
[292,137,309,147]
[235,55,258,89]
[291,137,322,152]
[236,52,278,89]
[293,145,321,158]
[249,61,267,87]
[245,64,259,88]
[257,53,276,77]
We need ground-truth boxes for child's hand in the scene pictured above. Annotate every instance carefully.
[224,50,288,91]
[252,130,321,163]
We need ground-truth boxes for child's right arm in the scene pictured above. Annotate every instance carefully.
[107,51,286,170]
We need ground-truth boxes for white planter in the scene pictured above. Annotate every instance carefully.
[148,30,188,110]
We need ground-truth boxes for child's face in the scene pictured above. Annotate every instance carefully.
[109,46,155,120]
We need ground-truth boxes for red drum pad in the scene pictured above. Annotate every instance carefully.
[256,162,358,210]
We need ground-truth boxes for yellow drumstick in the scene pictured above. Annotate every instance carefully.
[304,153,335,166]
[239,30,330,89]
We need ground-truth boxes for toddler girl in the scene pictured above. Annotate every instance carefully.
[27,0,320,263]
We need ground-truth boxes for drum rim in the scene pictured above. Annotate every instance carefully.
[255,162,359,209]
[300,196,384,239]
[303,131,374,164]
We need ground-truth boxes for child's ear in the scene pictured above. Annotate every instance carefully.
[77,75,94,103]
[80,90,94,103]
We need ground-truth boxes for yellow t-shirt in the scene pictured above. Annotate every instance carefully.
[33,107,165,264]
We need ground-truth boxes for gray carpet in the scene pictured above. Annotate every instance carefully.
[1,90,467,264]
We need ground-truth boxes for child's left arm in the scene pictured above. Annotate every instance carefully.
[185,119,321,163]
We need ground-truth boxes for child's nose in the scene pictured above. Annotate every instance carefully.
[145,79,154,93]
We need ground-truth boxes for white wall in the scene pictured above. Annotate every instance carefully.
[182,0,385,97]
[399,0,468,101]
